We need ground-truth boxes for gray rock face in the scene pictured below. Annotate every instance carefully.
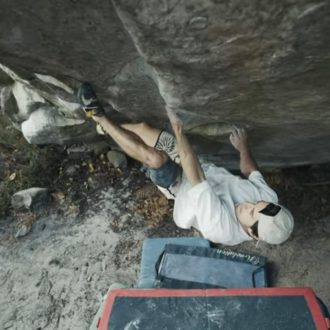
[1,0,330,167]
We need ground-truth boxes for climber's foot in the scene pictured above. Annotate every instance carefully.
[77,82,105,117]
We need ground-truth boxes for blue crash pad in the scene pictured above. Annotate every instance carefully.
[137,237,210,288]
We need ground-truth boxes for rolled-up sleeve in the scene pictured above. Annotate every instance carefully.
[248,171,278,203]
[188,180,211,198]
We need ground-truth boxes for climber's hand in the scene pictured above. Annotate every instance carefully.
[229,127,249,152]
[166,106,183,135]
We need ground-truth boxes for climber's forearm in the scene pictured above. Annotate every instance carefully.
[172,125,205,186]
[239,146,258,177]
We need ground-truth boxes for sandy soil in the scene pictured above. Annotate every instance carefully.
[0,159,330,330]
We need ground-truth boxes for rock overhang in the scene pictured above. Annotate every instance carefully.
[0,0,330,168]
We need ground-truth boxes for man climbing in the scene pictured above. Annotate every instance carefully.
[78,83,294,246]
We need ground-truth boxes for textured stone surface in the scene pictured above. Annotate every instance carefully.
[1,0,330,167]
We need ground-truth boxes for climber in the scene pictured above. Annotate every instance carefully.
[77,83,294,246]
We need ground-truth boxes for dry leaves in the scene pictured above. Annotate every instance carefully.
[135,183,159,200]
[134,184,172,228]
[14,212,37,238]
[52,191,66,204]
[8,172,16,181]
[88,161,94,173]
[64,204,80,218]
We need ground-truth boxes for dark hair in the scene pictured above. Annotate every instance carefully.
[250,221,259,238]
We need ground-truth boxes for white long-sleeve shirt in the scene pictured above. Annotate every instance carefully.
[173,164,278,246]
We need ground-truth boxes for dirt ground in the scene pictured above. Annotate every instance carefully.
[0,150,330,330]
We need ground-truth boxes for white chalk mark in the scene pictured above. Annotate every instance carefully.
[298,2,326,19]
[207,308,225,327]
[223,35,244,45]
[0,63,29,84]
[35,73,74,94]
[124,318,141,330]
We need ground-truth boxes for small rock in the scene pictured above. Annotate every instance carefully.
[64,164,80,176]
[107,150,127,168]
[11,188,50,211]
[87,141,110,155]
[96,123,106,135]
[66,143,108,159]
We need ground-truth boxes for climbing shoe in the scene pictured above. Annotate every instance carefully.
[77,82,105,117]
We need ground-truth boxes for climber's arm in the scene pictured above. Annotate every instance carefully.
[229,127,258,177]
[166,107,205,186]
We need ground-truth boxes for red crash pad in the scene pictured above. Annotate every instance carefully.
[98,288,329,330]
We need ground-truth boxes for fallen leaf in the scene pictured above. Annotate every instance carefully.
[15,224,31,238]
[51,191,65,204]
[8,172,16,181]
[64,204,80,218]
[14,212,37,238]
[15,212,37,225]
[88,162,94,173]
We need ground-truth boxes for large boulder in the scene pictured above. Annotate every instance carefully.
[0,0,330,167]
